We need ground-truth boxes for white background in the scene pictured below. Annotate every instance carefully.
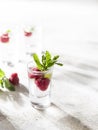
[0,0,98,61]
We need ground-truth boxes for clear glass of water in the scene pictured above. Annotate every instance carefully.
[27,61,53,110]
[23,25,42,62]
[0,31,15,66]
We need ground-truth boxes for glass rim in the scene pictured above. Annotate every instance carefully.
[27,61,53,74]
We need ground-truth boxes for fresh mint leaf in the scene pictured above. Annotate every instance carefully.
[53,55,59,61]
[45,51,51,61]
[32,53,44,70]
[47,61,55,68]
[0,79,4,88]
[0,69,16,92]
[0,69,5,78]
[42,55,46,66]
[55,63,63,66]
[0,80,2,85]
[4,78,15,91]
[30,27,34,32]
[32,51,63,71]
[6,29,11,33]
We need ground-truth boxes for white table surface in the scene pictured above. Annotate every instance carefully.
[0,44,98,130]
[0,1,98,129]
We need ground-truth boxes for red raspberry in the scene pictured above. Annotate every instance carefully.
[35,77,50,91]
[3,33,8,36]
[24,31,32,37]
[1,34,9,43]
[28,67,42,79]
[9,73,19,85]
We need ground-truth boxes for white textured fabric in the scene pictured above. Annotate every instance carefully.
[0,54,98,130]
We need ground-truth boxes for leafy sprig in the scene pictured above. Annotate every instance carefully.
[32,51,63,71]
[0,69,15,91]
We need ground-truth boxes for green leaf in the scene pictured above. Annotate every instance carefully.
[32,51,63,71]
[0,69,5,78]
[45,51,51,61]
[30,27,34,32]
[0,79,2,84]
[6,29,11,33]
[47,63,54,68]
[53,55,59,61]
[4,78,15,91]
[0,79,4,88]
[42,55,46,66]
[55,63,63,66]
[45,51,52,68]
[32,53,43,70]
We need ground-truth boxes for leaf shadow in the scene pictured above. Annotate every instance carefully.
[64,71,95,85]
[0,111,17,130]
[37,103,92,130]
[58,114,92,130]
[0,83,29,106]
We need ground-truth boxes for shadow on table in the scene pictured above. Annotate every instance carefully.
[37,103,92,130]
[59,114,92,130]
[0,83,29,106]
[0,111,17,130]
[54,57,98,88]
[64,71,95,85]
[16,83,29,96]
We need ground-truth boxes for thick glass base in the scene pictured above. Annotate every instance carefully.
[30,94,51,110]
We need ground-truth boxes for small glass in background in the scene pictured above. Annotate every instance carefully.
[1,25,21,66]
[23,25,42,62]
[0,29,17,67]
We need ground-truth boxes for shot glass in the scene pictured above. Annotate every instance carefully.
[27,61,53,110]
[24,26,42,63]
